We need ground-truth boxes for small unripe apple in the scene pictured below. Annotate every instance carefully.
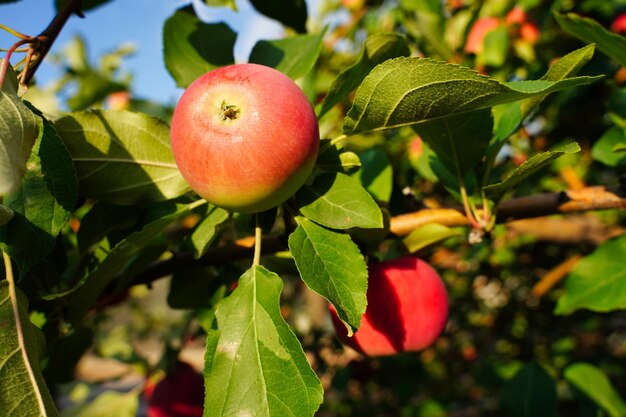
[145,362,204,417]
[170,64,319,213]
[330,256,448,357]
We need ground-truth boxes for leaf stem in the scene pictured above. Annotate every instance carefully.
[253,215,262,267]
[0,24,29,40]
[0,38,33,89]
[3,252,48,416]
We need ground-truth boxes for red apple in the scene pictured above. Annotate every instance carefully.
[519,22,540,44]
[505,7,527,26]
[464,17,502,54]
[170,63,319,213]
[611,13,626,33]
[330,256,449,357]
[145,362,204,417]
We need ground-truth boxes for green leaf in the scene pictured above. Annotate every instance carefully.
[249,31,324,80]
[249,0,308,33]
[296,173,382,229]
[492,45,596,144]
[414,108,493,176]
[591,126,626,167]
[481,24,509,67]
[613,143,626,153]
[555,13,626,67]
[316,139,361,173]
[61,390,139,417]
[288,217,368,333]
[520,44,596,116]
[0,90,38,196]
[203,265,323,416]
[163,5,236,88]
[343,57,601,135]
[402,224,461,253]
[203,0,237,10]
[0,115,77,277]
[352,148,393,203]
[0,279,60,417]
[0,205,13,227]
[555,234,626,315]
[564,363,626,417]
[0,58,19,94]
[190,205,230,259]
[68,202,194,322]
[499,362,557,417]
[54,109,190,205]
[484,142,580,201]
[77,202,138,253]
[318,33,410,118]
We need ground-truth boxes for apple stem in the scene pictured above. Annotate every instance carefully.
[253,215,262,267]
[219,100,239,121]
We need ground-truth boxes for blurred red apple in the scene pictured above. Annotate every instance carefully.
[465,17,502,54]
[330,256,449,357]
[611,13,626,33]
[519,22,540,44]
[170,63,319,213]
[505,7,527,26]
[145,362,204,417]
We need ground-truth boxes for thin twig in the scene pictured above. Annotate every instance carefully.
[21,0,84,85]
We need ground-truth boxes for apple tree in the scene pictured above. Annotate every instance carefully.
[1,0,626,416]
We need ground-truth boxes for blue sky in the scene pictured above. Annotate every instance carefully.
[0,0,318,105]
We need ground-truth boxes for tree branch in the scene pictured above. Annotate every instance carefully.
[21,0,84,85]
[126,184,626,288]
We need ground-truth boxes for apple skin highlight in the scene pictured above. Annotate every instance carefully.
[330,256,449,357]
[170,63,319,213]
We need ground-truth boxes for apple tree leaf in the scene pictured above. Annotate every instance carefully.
[318,33,410,118]
[343,57,601,135]
[555,13,626,67]
[414,108,493,177]
[402,223,461,254]
[0,205,13,227]
[296,172,383,230]
[190,205,230,259]
[499,362,557,417]
[249,0,308,34]
[316,139,361,173]
[0,88,38,196]
[203,0,237,10]
[203,265,323,416]
[0,114,77,277]
[564,363,626,417]
[0,279,60,417]
[249,31,324,80]
[591,127,626,167]
[483,142,581,202]
[288,216,368,334]
[492,44,596,145]
[68,202,195,322]
[352,148,393,203]
[54,109,190,205]
[0,58,19,94]
[163,5,236,88]
[555,234,626,315]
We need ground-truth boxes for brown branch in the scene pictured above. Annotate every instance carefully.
[531,254,583,298]
[21,0,84,85]
[126,184,626,288]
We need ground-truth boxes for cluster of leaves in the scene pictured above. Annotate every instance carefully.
[0,0,626,416]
